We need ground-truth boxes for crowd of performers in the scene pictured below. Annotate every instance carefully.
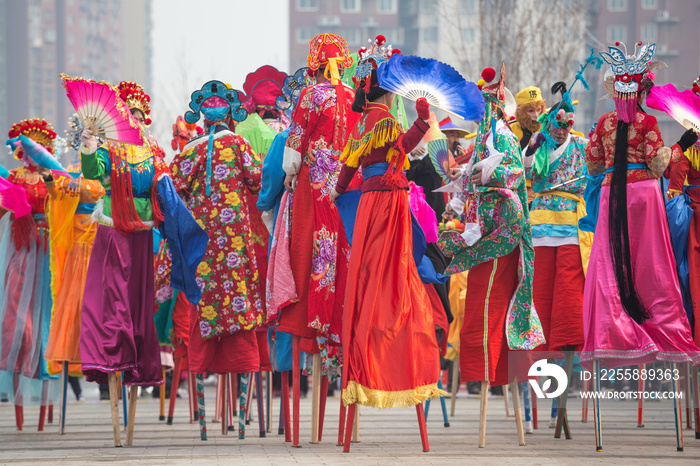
[1,31,700,452]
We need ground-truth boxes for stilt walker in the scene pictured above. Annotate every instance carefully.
[275,32,358,447]
[1,120,67,431]
[581,41,700,451]
[171,80,264,441]
[438,64,545,448]
[332,37,450,452]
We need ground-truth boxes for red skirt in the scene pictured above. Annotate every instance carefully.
[342,189,443,408]
[460,248,519,386]
[533,245,585,350]
[277,166,317,339]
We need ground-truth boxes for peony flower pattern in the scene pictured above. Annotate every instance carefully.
[170,131,264,339]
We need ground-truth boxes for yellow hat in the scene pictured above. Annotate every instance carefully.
[516,86,543,107]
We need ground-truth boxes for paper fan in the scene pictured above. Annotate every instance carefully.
[0,177,31,217]
[6,135,77,179]
[427,138,455,183]
[377,54,484,121]
[60,74,144,145]
[647,83,700,133]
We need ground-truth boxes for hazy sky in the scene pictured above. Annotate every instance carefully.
[150,0,289,157]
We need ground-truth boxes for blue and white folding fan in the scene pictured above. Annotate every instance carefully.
[377,54,484,121]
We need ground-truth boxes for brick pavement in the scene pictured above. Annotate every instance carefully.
[0,383,698,464]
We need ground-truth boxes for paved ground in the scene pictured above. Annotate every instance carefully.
[1,381,699,465]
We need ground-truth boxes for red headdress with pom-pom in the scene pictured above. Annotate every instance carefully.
[118,81,152,125]
[240,65,288,119]
[8,118,57,156]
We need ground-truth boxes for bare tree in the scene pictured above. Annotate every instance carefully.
[436,0,591,99]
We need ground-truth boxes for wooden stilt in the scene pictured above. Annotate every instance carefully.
[292,336,301,447]
[684,363,692,430]
[38,380,48,431]
[671,362,683,451]
[60,362,68,434]
[159,367,166,421]
[582,376,589,423]
[282,371,291,442]
[266,371,272,434]
[450,356,459,417]
[478,381,489,448]
[337,398,347,446]
[47,404,54,424]
[246,373,254,424]
[124,385,138,446]
[504,383,512,417]
[511,379,526,446]
[15,405,23,431]
[14,373,23,430]
[221,373,228,435]
[532,388,538,429]
[593,360,602,452]
[352,405,359,443]
[343,403,356,452]
[522,382,533,434]
[191,372,199,421]
[693,366,700,439]
[107,373,121,447]
[195,373,207,440]
[240,373,252,438]
[121,380,128,429]
[554,349,574,439]
[256,371,266,437]
[311,353,322,444]
[187,371,196,423]
[416,403,430,452]
[637,364,644,427]
[318,375,328,441]
[167,358,182,425]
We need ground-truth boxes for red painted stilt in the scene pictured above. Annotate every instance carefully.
[343,403,356,452]
[282,371,291,442]
[416,403,430,452]
[337,398,346,446]
[292,336,301,447]
[167,357,183,425]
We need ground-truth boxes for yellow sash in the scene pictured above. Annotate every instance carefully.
[532,190,592,276]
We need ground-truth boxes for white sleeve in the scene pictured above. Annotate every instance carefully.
[282,147,302,176]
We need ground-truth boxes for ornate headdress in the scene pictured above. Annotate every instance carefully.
[307,33,353,72]
[600,41,657,123]
[8,119,57,156]
[692,75,700,97]
[241,66,288,120]
[184,80,247,125]
[118,81,152,125]
[276,67,313,116]
[353,35,400,93]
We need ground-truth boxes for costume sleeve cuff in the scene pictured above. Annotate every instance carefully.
[282,147,301,176]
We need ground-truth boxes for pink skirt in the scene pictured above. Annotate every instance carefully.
[581,179,700,368]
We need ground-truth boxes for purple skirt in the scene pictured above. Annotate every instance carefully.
[80,225,163,386]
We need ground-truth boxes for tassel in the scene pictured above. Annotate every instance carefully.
[380,133,408,188]
[150,146,170,229]
[11,213,38,251]
[109,143,150,235]
[687,145,700,172]
[614,91,637,124]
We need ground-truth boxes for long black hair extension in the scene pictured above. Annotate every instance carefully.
[352,70,389,113]
[607,120,651,325]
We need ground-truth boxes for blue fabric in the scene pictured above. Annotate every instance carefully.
[205,125,216,196]
[335,189,361,246]
[152,228,163,255]
[268,328,306,373]
[0,164,9,179]
[665,184,699,327]
[531,224,580,238]
[579,163,648,233]
[156,176,209,304]
[417,254,449,284]
[257,129,288,240]
[362,162,389,179]
[75,202,96,215]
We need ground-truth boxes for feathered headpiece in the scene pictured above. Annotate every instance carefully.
[118,81,152,125]
[8,119,57,156]
[600,41,657,123]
